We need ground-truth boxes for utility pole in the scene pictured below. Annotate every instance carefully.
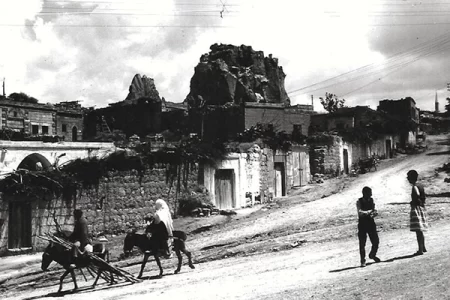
[435,90,439,113]
[311,95,314,111]
[2,78,5,97]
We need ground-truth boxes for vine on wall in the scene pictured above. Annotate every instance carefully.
[0,136,229,210]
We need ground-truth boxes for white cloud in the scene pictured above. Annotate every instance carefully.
[0,0,448,113]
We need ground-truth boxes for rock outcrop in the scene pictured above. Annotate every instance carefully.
[186,44,290,108]
[123,74,162,105]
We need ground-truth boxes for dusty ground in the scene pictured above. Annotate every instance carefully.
[1,134,449,300]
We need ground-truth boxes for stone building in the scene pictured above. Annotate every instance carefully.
[309,106,403,175]
[0,98,83,141]
[244,103,314,136]
[54,101,84,141]
[185,44,316,140]
[377,97,419,146]
[0,98,56,136]
[202,144,310,209]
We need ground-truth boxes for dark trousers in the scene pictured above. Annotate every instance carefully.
[358,221,379,261]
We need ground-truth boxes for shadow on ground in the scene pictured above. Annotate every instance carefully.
[426,150,450,156]
[329,253,420,273]
[21,281,134,300]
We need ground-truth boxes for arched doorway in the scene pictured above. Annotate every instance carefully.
[9,154,52,250]
[17,153,52,171]
[72,126,78,141]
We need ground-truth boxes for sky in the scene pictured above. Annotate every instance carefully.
[1,0,450,112]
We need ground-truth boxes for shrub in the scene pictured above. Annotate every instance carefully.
[178,190,212,216]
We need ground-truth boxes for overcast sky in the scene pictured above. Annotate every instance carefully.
[1,0,450,112]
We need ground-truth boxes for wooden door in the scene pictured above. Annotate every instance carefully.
[214,169,234,209]
[299,151,308,186]
[343,149,349,174]
[274,163,285,197]
[8,201,32,249]
[386,139,392,158]
[293,152,300,186]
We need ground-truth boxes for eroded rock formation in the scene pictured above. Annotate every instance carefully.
[186,44,290,108]
[124,74,162,104]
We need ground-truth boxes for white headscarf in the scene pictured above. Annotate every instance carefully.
[154,199,173,237]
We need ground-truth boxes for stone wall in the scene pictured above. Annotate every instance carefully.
[259,148,274,203]
[309,135,343,176]
[0,166,199,255]
[244,103,313,136]
[203,146,276,209]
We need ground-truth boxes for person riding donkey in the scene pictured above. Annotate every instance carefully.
[145,199,174,258]
[68,209,93,268]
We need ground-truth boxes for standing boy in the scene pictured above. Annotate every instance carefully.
[357,186,381,267]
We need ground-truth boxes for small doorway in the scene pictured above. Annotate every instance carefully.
[214,169,235,209]
[386,139,392,158]
[274,162,286,197]
[299,152,308,186]
[343,149,349,174]
[8,201,32,250]
[72,126,78,141]
[293,152,308,187]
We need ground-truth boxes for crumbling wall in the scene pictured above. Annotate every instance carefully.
[309,135,343,176]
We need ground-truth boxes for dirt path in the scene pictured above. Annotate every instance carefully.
[2,134,449,300]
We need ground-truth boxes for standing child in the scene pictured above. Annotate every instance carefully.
[357,186,381,267]
[407,170,428,255]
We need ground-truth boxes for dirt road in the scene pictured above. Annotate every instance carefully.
[2,134,450,300]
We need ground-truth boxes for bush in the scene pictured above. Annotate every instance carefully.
[178,190,212,216]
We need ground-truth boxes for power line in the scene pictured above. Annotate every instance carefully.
[341,41,450,97]
[0,23,235,28]
[287,30,450,95]
[37,12,240,17]
[302,39,450,96]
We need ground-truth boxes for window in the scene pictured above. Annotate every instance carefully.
[13,112,17,117]
[42,126,49,135]
[62,124,67,133]
[32,125,39,135]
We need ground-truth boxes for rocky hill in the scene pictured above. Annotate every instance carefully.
[122,74,162,105]
[185,44,290,108]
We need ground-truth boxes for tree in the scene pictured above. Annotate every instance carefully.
[8,92,39,103]
[319,92,345,113]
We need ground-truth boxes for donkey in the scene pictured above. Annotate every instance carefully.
[123,228,195,279]
[41,232,114,293]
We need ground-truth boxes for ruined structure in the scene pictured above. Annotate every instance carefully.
[83,74,163,139]
[377,97,419,146]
